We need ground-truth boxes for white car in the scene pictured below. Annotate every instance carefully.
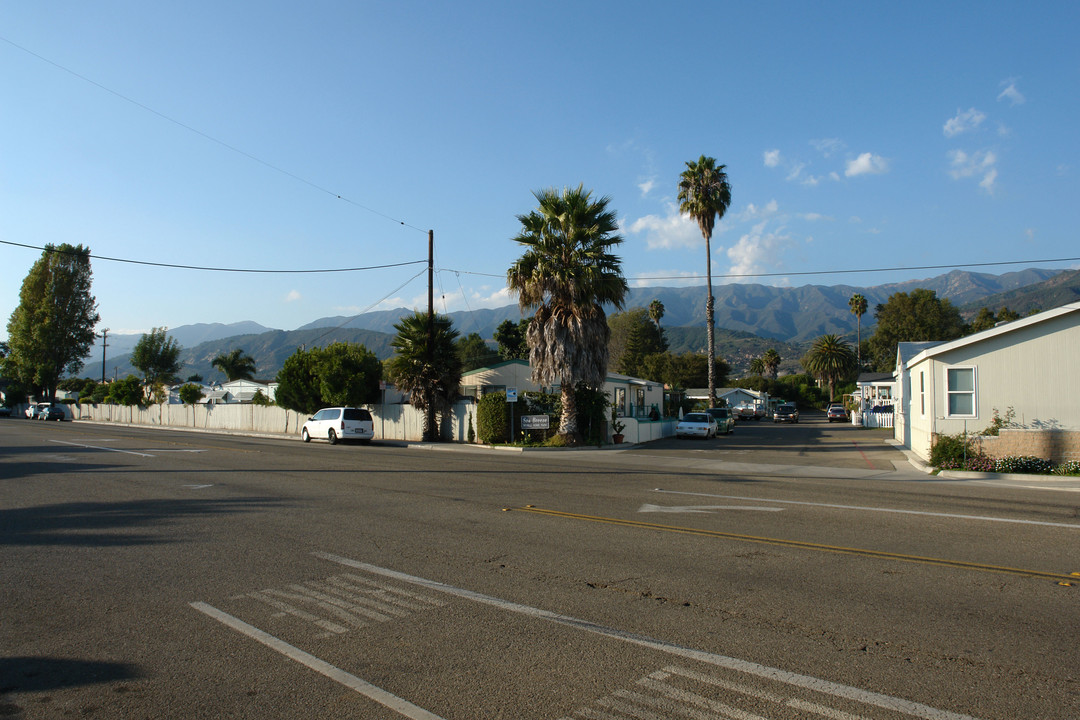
[675,412,717,439]
[25,402,51,419]
[301,407,375,445]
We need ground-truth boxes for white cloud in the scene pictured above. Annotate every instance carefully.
[763,149,782,167]
[947,148,998,193]
[810,138,844,158]
[799,213,831,222]
[845,152,889,177]
[285,290,301,302]
[734,199,779,223]
[630,270,702,288]
[1024,228,1035,243]
[726,221,792,277]
[638,178,656,196]
[626,201,704,250]
[997,80,1026,105]
[943,108,986,137]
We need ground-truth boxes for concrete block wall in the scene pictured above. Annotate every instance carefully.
[972,428,1080,464]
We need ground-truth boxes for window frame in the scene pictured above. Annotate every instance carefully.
[944,366,977,419]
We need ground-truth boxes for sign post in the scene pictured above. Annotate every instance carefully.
[506,388,517,443]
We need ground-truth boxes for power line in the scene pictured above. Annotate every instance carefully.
[0,35,427,233]
[305,268,428,346]
[0,239,425,274]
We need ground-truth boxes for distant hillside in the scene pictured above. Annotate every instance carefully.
[87,321,276,364]
[300,268,1060,343]
[82,327,394,384]
[663,326,807,376]
[959,268,1080,317]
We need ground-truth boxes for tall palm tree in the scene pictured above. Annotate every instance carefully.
[386,311,462,441]
[507,185,628,444]
[648,299,665,329]
[849,293,868,370]
[748,358,766,377]
[761,348,781,380]
[801,334,857,403]
[212,349,256,381]
[678,156,732,408]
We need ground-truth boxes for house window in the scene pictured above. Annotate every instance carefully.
[613,387,626,416]
[945,367,976,417]
[919,372,925,416]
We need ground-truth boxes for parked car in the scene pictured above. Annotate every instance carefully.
[705,407,735,435]
[301,407,374,445]
[735,404,760,421]
[826,404,848,422]
[773,404,799,423]
[38,405,67,421]
[25,402,51,419]
[0,406,12,418]
[675,412,717,439]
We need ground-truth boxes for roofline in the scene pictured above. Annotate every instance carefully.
[904,300,1080,369]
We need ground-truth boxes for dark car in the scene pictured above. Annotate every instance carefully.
[38,405,67,421]
[705,407,735,435]
[773,404,799,423]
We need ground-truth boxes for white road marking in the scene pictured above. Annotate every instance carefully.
[654,489,1080,529]
[314,552,983,720]
[183,484,214,489]
[639,504,784,514]
[49,439,153,457]
[190,601,446,719]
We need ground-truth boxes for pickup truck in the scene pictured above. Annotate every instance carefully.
[735,404,764,421]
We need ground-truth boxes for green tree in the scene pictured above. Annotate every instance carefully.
[761,348,782,380]
[4,243,99,401]
[386,312,463,441]
[275,347,322,414]
[212,348,257,381]
[866,289,967,371]
[969,306,1021,333]
[105,375,144,406]
[748,358,766,377]
[678,156,732,408]
[178,383,205,426]
[609,308,666,377]
[638,352,727,391]
[315,342,382,407]
[507,185,628,444]
[493,319,529,360]
[131,327,183,402]
[275,342,382,415]
[849,293,868,370]
[455,332,499,372]
[801,334,857,402]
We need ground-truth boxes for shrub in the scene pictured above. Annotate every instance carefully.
[929,433,976,468]
[476,391,508,444]
[1052,461,1080,476]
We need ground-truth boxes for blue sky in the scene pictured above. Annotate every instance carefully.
[2,2,1077,336]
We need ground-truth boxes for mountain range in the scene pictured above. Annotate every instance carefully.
[79,267,1075,382]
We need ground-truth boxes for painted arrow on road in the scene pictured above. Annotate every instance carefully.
[638,504,784,514]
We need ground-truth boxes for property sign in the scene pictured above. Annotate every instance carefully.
[520,415,550,430]
[506,387,518,403]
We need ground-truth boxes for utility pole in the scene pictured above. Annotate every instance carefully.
[101,329,109,384]
[426,229,435,441]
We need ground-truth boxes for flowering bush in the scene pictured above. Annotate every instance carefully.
[938,453,995,471]
[994,455,1053,474]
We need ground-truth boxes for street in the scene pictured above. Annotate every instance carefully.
[2,416,1078,719]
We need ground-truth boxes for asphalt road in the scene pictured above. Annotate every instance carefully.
[2,416,1078,719]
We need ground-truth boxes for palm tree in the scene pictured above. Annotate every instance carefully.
[748,358,766,377]
[801,334,857,403]
[849,293,868,370]
[678,156,732,408]
[386,311,462,441]
[761,348,781,380]
[212,349,256,381]
[648,299,665,329]
[507,185,628,444]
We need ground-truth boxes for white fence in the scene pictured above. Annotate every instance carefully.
[854,411,894,428]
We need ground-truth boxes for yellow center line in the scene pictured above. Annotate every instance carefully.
[510,506,1077,583]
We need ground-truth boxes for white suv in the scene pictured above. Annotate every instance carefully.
[301,407,374,445]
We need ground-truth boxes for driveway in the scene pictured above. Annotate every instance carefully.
[633,410,905,472]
